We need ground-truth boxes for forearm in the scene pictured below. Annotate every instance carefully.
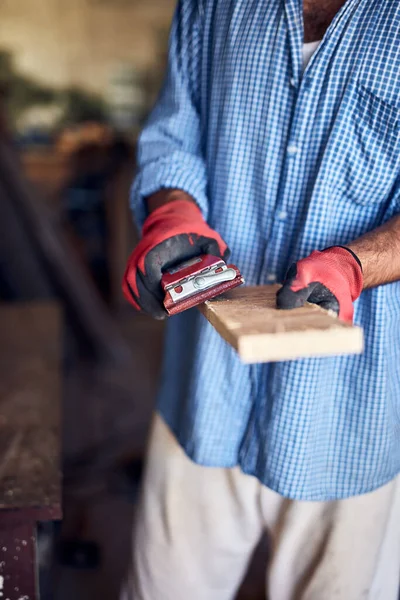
[134,0,207,224]
[147,188,196,213]
[347,215,400,289]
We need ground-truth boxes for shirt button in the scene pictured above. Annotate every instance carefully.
[287,144,299,155]
[266,273,276,283]
[290,77,296,87]
[278,210,288,220]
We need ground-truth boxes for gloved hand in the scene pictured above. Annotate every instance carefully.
[276,246,363,322]
[123,199,229,318]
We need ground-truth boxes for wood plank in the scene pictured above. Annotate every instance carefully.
[199,285,364,363]
[0,303,61,509]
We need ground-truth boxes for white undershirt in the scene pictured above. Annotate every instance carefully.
[302,40,321,71]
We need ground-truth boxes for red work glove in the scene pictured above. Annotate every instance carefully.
[276,246,363,322]
[123,199,229,318]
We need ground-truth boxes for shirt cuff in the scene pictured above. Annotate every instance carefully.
[131,151,209,229]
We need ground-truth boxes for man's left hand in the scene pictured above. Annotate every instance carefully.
[276,246,363,322]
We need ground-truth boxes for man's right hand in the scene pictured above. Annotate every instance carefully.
[122,196,229,318]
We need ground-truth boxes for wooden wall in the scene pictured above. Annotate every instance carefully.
[0,0,176,94]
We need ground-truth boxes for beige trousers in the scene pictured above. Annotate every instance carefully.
[122,414,400,600]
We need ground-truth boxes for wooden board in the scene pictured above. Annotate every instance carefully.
[199,285,364,363]
[0,303,61,509]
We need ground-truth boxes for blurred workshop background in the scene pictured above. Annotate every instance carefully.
[0,1,265,599]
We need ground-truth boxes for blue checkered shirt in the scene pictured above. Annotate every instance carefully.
[131,0,400,500]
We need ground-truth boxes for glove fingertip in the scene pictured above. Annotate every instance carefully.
[276,284,307,310]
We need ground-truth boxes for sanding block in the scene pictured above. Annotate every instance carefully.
[162,254,244,316]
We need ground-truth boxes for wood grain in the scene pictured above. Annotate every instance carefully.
[199,285,364,363]
[0,303,61,509]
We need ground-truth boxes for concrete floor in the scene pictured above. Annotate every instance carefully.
[51,310,267,600]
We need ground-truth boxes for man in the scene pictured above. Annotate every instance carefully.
[122,0,400,598]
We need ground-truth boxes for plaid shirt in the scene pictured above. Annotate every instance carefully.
[131,0,400,500]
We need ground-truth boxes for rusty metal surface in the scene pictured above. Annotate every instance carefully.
[0,303,61,509]
[0,518,36,600]
[0,508,61,600]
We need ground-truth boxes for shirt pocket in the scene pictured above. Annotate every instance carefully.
[339,84,400,205]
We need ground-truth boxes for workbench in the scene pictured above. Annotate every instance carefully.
[0,303,61,600]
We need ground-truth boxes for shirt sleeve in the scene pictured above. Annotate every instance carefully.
[131,0,208,228]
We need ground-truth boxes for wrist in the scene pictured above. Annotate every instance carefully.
[141,193,228,260]
[146,188,196,213]
[333,246,363,271]
[322,246,363,301]
[142,197,207,239]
